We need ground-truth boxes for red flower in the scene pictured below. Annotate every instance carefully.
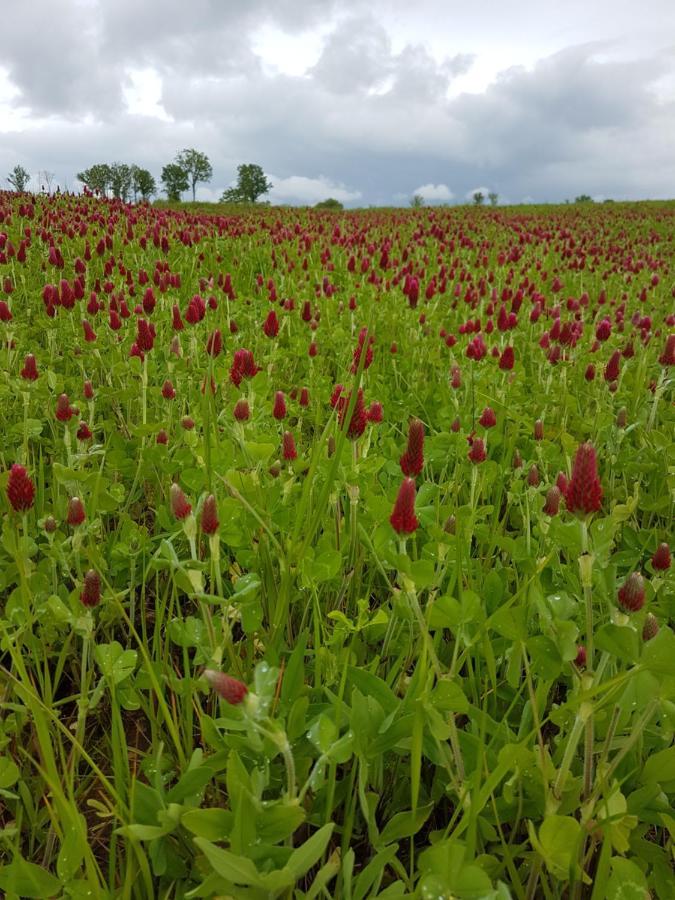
[367,401,383,423]
[400,418,424,477]
[201,494,219,535]
[584,363,596,382]
[82,320,97,342]
[263,310,279,338]
[617,572,645,613]
[83,380,94,400]
[234,398,250,421]
[604,350,621,383]
[652,543,671,571]
[170,484,192,520]
[66,497,86,526]
[527,464,539,487]
[272,391,287,420]
[181,416,195,430]
[351,327,374,373]
[156,429,169,445]
[574,645,587,668]
[390,478,419,534]
[658,334,674,366]
[642,613,659,641]
[468,436,487,464]
[556,471,568,494]
[564,443,602,515]
[282,431,297,461]
[55,393,74,422]
[136,318,156,352]
[543,486,561,516]
[20,354,39,381]
[204,670,248,705]
[81,569,101,607]
[6,464,35,511]
[230,349,259,386]
[339,388,367,440]
[534,419,544,441]
[76,421,93,441]
[162,380,176,400]
[479,407,496,428]
[299,387,310,408]
[206,329,223,357]
[499,346,514,370]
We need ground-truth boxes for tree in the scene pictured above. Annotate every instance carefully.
[221,164,272,204]
[315,198,344,210]
[410,194,425,208]
[488,191,499,206]
[7,165,30,192]
[109,163,133,202]
[574,194,593,203]
[131,166,157,202]
[176,149,213,201]
[472,191,485,206]
[77,164,112,196]
[161,163,189,201]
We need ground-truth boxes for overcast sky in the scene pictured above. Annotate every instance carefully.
[1,0,674,206]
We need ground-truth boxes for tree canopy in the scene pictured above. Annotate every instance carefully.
[176,149,213,201]
[161,163,189,202]
[221,164,272,204]
[7,165,30,192]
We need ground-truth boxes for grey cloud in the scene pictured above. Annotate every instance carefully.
[1,2,674,206]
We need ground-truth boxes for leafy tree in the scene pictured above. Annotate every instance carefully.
[574,194,593,203]
[472,191,485,206]
[221,164,272,204]
[131,166,157,202]
[488,191,499,206]
[7,165,31,192]
[161,163,189,202]
[176,149,213,201]
[410,194,425,208]
[315,198,344,210]
[109,163,133,202]
[77,164,113,196]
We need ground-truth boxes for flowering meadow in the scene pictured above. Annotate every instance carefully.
[0,191,674,899]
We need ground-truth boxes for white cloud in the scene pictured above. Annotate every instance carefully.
[123,68,172,121]
[414,183,454,201]
[466,185,491,200]
[267,174,362,205]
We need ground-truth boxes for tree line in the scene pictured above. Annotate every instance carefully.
[76,151,273,205]
[5,150,274,205]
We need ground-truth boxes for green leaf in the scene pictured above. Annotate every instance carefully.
[642,628,675,677]
[285,823,335,880]
[526,635,562,680]
[308,714,338,754]
[409,558,436,590]
[0,756,19,789]
[0,858,62,898]
[641,746,675,786]
[181,808,233,840]
[379,803,433,846]
[530,815,581,881]
[94,641,137,684]
[595,624,639,664]
[57,815,86,881]
[605,858,648,900]
[193,838,267,888]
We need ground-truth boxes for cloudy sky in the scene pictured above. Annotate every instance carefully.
[1,0,674,206]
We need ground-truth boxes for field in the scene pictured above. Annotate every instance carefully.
[0,192,673,899]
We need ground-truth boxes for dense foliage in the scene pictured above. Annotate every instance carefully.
[0,192,673,898]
